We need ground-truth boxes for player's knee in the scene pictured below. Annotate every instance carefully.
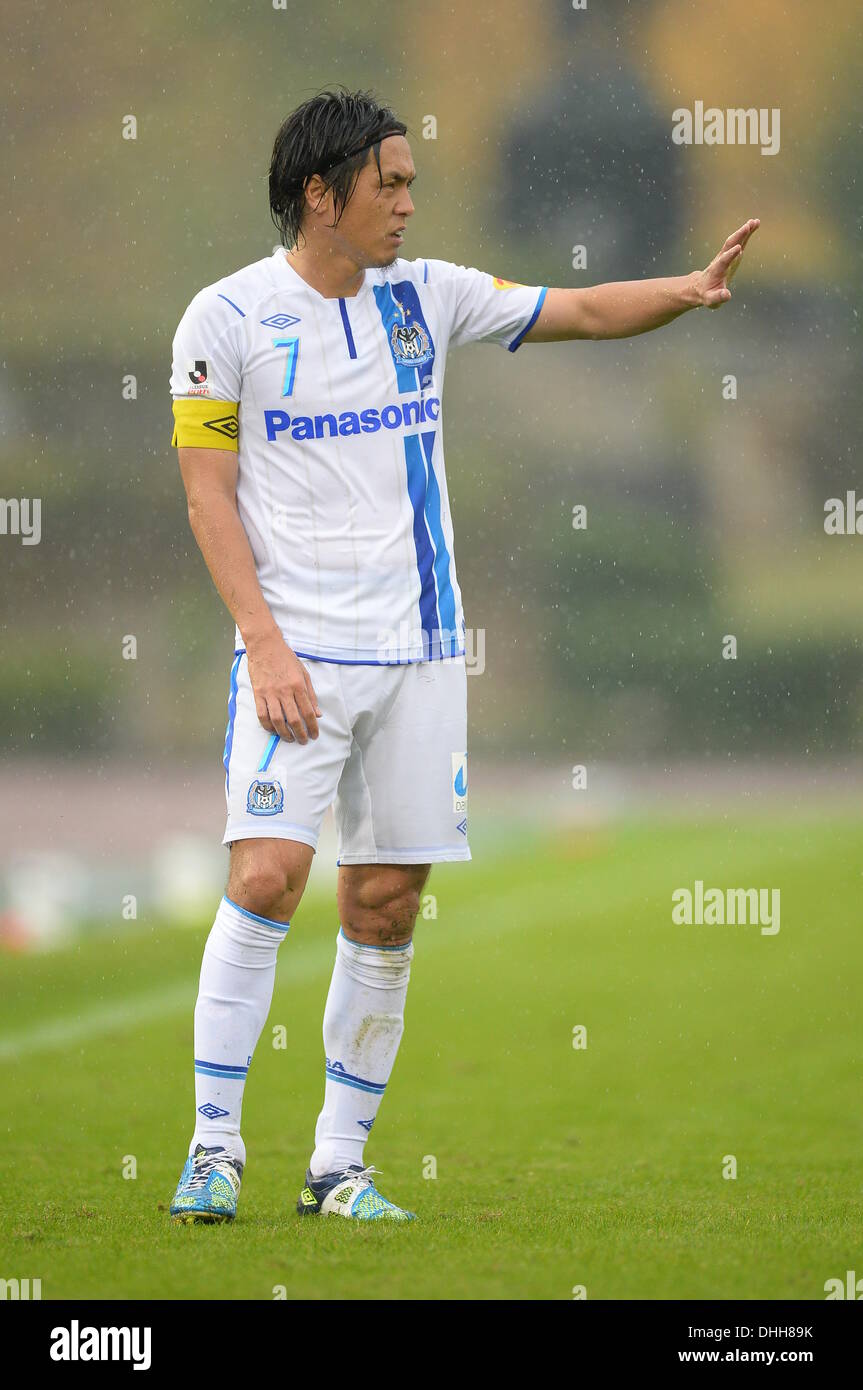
[352,874,423,919]
[228,850,298,919]
[341,865,430,941]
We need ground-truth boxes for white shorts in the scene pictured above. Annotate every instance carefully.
[222,652,470,864]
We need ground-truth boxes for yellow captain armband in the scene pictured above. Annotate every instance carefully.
[171,397,240,449]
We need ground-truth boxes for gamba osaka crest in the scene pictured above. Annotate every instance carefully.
[389,320,433,366]
[246,777,284,816]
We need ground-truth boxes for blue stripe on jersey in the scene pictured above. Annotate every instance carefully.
[404,433,442,653]
[372,283,419,392]
[508,286,548,352]
[217,293,246,317]
[234,645,467,665]
[423,261,429,283]
[389,278,436,389]
[337,298,358,359]
[372,278,448,655]
[223,652,243,794]
[293,649,465,665]
[372,281,437,393]
[419,428,458,654]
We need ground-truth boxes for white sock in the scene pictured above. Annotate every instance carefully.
[310,928,414,1178]
[191,894,289,1166]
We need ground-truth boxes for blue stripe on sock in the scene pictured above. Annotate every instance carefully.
[223,895,291,932]
[195,1065,248,1080]
[325,1067,387,1095]
[194,1059,248,1074]
[338,927,411,951]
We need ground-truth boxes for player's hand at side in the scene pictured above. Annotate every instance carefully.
[693,218,760,308]
[246,634,322,744]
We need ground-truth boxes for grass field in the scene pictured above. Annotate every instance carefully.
[1,813,861,1301]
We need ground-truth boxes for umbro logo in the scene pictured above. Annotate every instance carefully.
[204,416,239,440]
[197,1102,229,1119]
[456,817,467,836]
[357,1118,375,1132]
[261,313,301,329]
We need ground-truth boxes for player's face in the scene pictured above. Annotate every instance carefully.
[330,135,416,268]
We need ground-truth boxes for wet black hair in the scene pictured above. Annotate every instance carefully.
[269,86,408,249]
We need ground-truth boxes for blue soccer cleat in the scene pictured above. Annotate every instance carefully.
[296,1164,415,1221]
[170,1143,243,1224]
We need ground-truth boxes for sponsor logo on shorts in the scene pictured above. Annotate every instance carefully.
[246,778,284,816]
[452,752,467,813]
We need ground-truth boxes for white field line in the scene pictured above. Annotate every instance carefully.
[0,837,794,1062]
[0,878,525,1061]
[0,868,632,1062]
[0,939,340,1062]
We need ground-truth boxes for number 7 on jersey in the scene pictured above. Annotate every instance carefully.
[273,337,300,397]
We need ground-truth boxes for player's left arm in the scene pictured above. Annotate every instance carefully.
[522,219,760,343]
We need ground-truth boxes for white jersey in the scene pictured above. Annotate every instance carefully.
[170,247,546,663]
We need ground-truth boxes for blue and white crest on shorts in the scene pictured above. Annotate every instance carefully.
[452,752,467,813]
[246,777,284,816]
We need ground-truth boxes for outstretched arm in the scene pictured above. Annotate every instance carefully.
[523,219,760,343]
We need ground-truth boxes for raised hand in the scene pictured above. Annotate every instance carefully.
[695,218,761,308]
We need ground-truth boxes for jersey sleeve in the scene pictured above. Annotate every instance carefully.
[425,259,547,353]
[169,290,243,449]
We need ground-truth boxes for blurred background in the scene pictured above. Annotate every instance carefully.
[2,0,862,946]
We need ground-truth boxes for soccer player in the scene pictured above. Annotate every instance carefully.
[168,86,758,1222]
